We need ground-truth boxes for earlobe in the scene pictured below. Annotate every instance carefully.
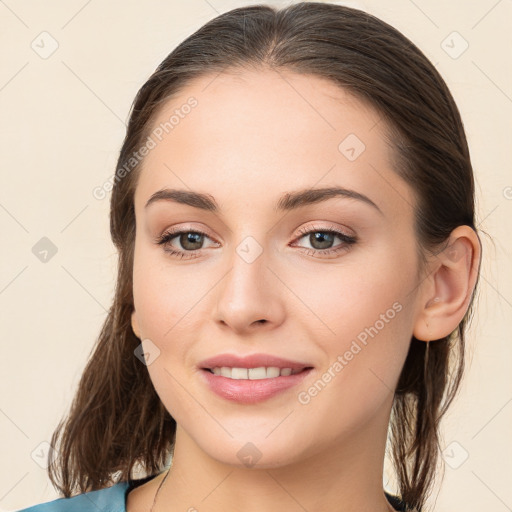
[413,225,481,342]
[131,311,141,339]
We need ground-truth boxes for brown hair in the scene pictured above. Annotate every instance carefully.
[48,3,481,510]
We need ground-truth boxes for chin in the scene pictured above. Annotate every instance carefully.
[198,435,306,470]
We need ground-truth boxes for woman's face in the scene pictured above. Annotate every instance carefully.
[131,69,426,468]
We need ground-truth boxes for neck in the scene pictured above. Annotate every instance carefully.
[155,398,396,512]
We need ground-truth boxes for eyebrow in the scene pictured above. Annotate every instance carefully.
[144,186,383,215]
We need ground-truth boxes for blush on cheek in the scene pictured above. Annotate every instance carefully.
[328,300,410,382]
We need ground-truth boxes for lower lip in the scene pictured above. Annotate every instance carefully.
[200,368,313,404]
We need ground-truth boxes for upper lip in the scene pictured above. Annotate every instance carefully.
[199,353,313,372]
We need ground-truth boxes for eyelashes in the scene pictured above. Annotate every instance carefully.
[293,224,357,258]
[155,224,357,260]
[155,229,218,259]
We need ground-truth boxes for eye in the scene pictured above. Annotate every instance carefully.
[292,224,357,258]
[155,223,357,260]
[155,228,219,259]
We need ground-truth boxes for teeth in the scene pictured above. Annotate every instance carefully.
[210,366,299,379]
[248,367,266,379]
[266,367,280,378]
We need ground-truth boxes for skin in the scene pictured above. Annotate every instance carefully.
[127,69,481,512]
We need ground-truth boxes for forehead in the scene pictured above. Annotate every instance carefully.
[135,69,414,219]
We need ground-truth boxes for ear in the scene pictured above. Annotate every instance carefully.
[131,310,141,339]
[413,225,481,342]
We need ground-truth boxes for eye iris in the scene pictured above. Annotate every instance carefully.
[310,232,334,249]
[181,232,203,250]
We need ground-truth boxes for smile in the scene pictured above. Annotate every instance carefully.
[207,366,305,379]
[200,366,313,404]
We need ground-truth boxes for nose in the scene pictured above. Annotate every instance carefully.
[213,239,285,335]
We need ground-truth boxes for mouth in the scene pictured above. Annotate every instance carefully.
[202,366,312,379]
[198,353,313,379]
[197,353,314,404]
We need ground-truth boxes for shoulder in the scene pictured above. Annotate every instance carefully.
[15,480,130,512]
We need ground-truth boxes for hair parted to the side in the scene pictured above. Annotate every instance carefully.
[47,3,481,511]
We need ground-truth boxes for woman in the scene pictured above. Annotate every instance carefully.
[17,2,481,511]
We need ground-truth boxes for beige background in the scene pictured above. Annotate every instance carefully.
[1,0,510,510]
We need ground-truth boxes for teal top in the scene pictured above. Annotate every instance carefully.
[15,473,159,512]
[16,473,409,511]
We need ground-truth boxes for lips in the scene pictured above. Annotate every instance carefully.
[198,353,314,404]
[198,353,312,373]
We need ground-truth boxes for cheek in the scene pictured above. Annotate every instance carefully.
[295,302,414,445]
[132,249,201,419]
[294,247,417,397]
[131,246,216,403]
[292,247,416,342]
[132,245,201,340]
